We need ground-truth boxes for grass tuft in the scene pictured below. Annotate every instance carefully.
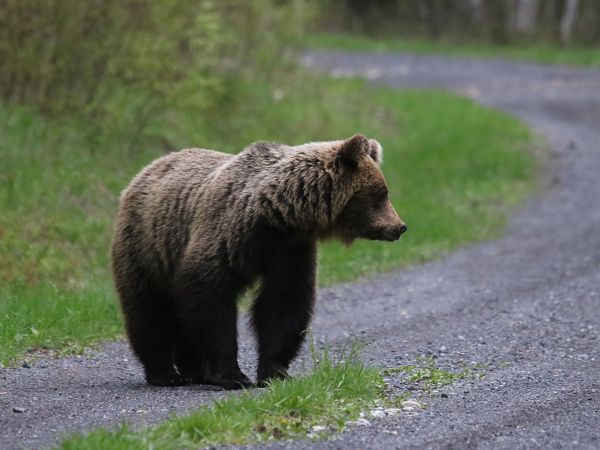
[57,347,488,449]
[57,347,385,449]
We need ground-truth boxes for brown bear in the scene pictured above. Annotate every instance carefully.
[111,134,406,390]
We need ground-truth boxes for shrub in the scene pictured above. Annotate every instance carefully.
[0,0,311,117]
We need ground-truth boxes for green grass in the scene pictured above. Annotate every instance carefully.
[0,282,120,361]
[0,74,535,365]
[58,348,386,449]
[308,32,600,68]
[383,357,485,394]
[57,349,484,449]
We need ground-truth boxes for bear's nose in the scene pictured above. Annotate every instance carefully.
[399,224,408,235]
[383,224,406,241]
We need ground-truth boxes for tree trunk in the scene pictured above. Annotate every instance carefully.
[420,0,442,40]
[560,0,579,44]
[515,0,540,35]
[486,0,511,44]
[469,0,485,22]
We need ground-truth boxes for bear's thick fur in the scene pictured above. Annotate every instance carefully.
[111,134,406,389]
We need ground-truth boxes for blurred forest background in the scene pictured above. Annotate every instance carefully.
[0,0,592,362]
[1,0,598,117]
[324,0,600,45]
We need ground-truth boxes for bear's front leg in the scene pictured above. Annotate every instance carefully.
[173,266,252,390]
[252,240,317,386]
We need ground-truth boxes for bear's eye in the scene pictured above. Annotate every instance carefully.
[373,188,388,206]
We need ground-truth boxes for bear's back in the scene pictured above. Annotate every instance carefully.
[127,148,231,193]
[113,148,234,275]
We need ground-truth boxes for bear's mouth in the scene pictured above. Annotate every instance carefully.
[368,225,407,242]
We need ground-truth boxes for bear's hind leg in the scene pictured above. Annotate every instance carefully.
[173,272,252,390]
[117,279,186,387]
[252,241,317,386]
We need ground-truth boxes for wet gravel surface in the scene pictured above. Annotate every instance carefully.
[2,51,600,449]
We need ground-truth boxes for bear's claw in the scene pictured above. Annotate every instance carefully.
[194,371,254,390]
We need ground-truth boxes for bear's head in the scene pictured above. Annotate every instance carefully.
[329,134,406,244]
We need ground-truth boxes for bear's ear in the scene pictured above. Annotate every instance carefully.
[369,139,383,165]
[338,134,369,169]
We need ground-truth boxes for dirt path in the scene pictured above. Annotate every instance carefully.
[2,52,600,449]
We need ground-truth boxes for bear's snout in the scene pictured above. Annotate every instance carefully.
[374,200,406,241]
[380,223,407,241]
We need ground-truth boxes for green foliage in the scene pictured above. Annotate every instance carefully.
[57,347,384,449]
[0,0,311,118]
[0,1,214,113]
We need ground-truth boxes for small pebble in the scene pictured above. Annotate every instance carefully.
[402,399,422,411]
[12,407,25,413]
[371,409,386,418]
[354,418,371,426]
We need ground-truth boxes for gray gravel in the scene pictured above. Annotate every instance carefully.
[2,51,600,449]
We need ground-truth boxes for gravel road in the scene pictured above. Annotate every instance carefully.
[2,51,600,449]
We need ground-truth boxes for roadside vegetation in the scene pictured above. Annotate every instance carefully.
[384,356,486,395]
[57,348,475,449]
[1,1,534,366]
[308,33,600,68]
